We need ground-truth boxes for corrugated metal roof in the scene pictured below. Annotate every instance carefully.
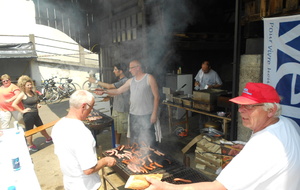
[0,42,37,58]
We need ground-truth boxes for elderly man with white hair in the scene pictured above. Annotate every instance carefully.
[145,82,300,190]
[52,90,116,190]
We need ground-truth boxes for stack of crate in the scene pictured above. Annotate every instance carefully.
[195,135,224,179]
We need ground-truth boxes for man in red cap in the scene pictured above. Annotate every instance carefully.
[145,82,300,190]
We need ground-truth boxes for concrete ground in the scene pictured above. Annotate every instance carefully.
[24,99,202,190]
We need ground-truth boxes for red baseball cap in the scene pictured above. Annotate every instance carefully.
[230,82,280,105]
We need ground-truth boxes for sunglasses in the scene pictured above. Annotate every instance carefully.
[2,79,10,83]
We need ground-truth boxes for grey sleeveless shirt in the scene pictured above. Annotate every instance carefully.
[22,92,38,112]
[130,74,154,115]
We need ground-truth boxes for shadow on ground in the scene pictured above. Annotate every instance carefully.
[46,99,69,118]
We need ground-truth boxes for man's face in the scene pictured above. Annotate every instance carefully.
[84,100,95,118]
[201,61,210,73]
[238,104,270,132]
[129,62,140,76]
[113,66,122,78]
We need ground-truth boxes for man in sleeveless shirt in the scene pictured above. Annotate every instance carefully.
[96,60,160,147]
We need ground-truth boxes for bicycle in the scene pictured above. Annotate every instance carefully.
[56,77,81,99]
[37,77,61,104]
[82,79,101,91]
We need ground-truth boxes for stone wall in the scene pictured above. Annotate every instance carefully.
[237,54,263,141]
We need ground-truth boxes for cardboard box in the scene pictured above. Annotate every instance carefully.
[182,97,193,108]
[193,100,215,111]
[172,94,186,105]
[193,89,226,111]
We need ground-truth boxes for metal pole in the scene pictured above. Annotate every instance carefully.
[230,0,242,140]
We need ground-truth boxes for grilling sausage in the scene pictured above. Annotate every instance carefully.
[143,164,153,171]
[154,162,163,168]
[173,178,192,183]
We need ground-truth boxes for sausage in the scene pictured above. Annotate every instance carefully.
[173,178,192,183]
[149,163,156,169]
[147,155,153,163]
[164,159,171,165]
[143,164,153,171]
[154,162,163,168]
[140,166,148,173]
[127,164,137,173]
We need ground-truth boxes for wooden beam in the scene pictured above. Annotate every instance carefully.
[24,119,60,137]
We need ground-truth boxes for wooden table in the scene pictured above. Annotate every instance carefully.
[0,128,41,189]
[162,101,231,139]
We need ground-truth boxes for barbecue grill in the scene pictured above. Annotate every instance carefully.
[84,110,115,147]
[102,145,211,187]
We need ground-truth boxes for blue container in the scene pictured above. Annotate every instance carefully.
[12,157,20,171]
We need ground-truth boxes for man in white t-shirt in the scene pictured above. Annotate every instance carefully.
[145,82,300,190]
[194,60,222,90]
[52,90,116,190]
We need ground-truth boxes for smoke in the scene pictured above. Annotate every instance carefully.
[142,0,198,89]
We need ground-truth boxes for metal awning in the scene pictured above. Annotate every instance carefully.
[0,42,37,58]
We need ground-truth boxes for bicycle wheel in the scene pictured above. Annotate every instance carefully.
[82,80,100,91]
[72,83,81,90]
[45,87,61,104]
[82,80,91,90]
[64,83,76,97]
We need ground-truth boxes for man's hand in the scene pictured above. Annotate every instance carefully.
[194,81,200,87]
[103,157,116,167]
[145,177,172,190]
[94,88,105,95]
[88,77,97,83]
[150,113,157,124]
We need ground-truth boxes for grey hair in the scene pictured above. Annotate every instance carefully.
[69,90,94,109]
[263,103,282,117]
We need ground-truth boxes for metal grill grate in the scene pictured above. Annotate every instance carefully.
[103,148,211,184]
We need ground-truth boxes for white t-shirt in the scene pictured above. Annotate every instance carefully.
[52,117,100,190]
[194,69,222,90]
[217,116,300,190]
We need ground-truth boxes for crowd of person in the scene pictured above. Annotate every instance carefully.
[2,59,300,190]
[0,74,52,151]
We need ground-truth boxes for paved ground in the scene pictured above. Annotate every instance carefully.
[25,99,200,190]
[29,99,68,190]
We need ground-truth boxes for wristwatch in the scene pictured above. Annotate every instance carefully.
[94,80,99,84]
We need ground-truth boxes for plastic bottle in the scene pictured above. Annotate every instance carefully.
[0,134,18,189]
[11,122,21,171]
[177,67,182,75]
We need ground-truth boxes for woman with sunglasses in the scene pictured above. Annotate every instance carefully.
[12,75,52,151]
[0,74,24,129]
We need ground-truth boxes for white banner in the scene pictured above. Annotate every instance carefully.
[263,15,300,125]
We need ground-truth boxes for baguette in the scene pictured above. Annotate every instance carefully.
[125,174,163,189]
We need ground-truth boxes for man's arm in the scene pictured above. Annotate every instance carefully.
[207,71,222,89]
[148,74,160,124]
[208,83,222,89]
[145,178,226,190]
[95,78,132,96]
[89,77,115,89]
[83,157,116,175]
